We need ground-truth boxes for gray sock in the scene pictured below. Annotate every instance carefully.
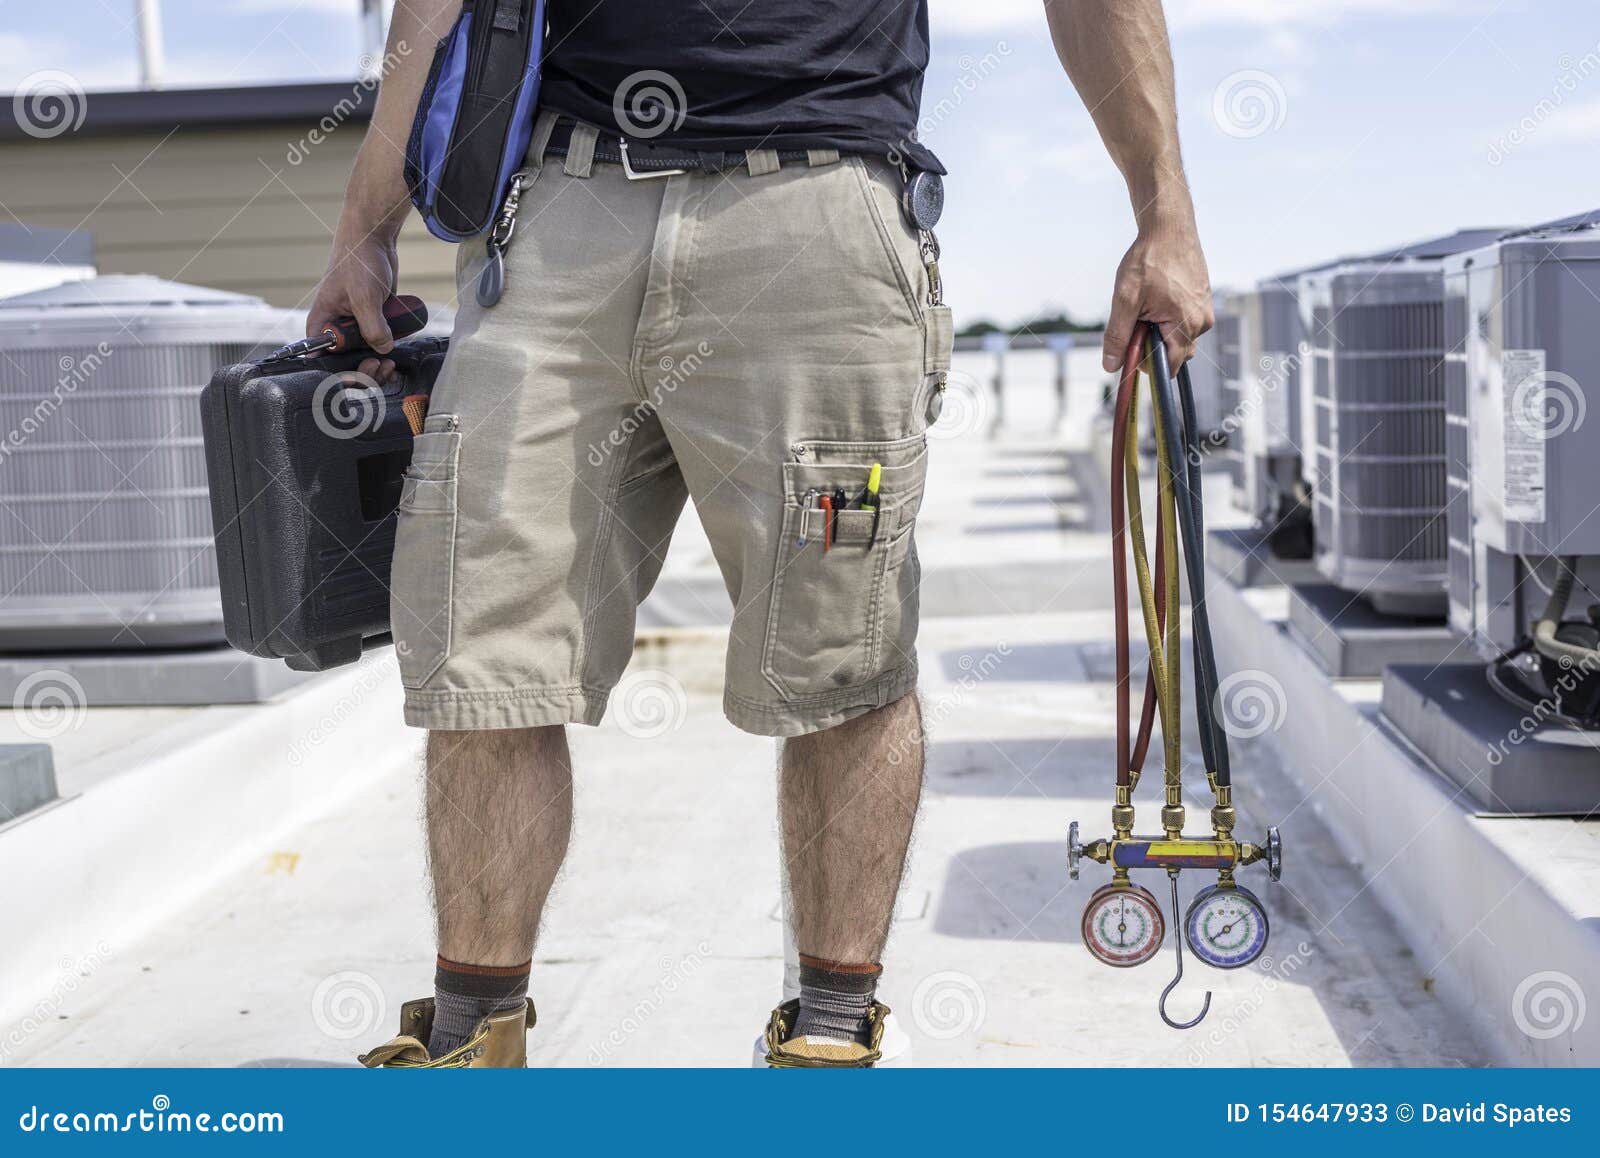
[792,958,881,1044]
[427,957,530,1059]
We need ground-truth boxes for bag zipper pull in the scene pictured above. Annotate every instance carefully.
[477,248,505,308]
[477,172,528,308]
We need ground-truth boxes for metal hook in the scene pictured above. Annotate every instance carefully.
[1158,873,1211,1030]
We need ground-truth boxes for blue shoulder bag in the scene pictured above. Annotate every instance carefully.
[405,0,546,258]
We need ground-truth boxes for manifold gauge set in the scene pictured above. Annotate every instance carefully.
[1068,324,1283,1029]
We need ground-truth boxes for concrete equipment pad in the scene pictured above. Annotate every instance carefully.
[1287,583,1463,678]
[0,646,314,708]
[1382,663,1600,816]
[0,744,57,825]
[1206,526,1322,590]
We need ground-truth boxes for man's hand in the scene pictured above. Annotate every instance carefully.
[1043,0,1213,371]
[307,233,401,381]
[1104,211,1213,372]
[306,1,463,382]
[308,233,400,350]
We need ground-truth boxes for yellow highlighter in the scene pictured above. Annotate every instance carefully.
[863,463,883,547]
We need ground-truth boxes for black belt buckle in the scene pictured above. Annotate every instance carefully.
[902,170,944,232]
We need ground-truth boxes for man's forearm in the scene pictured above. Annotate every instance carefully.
[1043,0,1191,228]
[310,0,463,351]
[341,0,464,240]
[1043,0,1211,368]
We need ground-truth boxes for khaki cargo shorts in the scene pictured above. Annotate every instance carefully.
[392,116,953,737]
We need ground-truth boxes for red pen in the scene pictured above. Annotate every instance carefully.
[818,494,835,552]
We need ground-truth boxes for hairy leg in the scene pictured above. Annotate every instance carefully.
[426,725,574,966]
[781,693,924,963]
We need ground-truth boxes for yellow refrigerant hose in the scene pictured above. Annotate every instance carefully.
[1122,359,1182,796]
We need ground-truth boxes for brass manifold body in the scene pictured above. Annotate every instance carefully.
[1068,784,1280,886]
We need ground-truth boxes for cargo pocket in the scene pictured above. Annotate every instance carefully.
[762,434,928,701]
[392,414,461,690]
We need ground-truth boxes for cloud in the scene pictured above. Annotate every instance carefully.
[1167,0,1455,26]
[928,0,1459,37]
[229,0,372,11]
[1523,98,1600,146]
[927,0,1045,36]
[0,33,137,91]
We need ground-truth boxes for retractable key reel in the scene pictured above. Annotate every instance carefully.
[1068,323,1283,1029]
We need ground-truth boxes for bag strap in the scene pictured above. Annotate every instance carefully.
[491,0,523,31]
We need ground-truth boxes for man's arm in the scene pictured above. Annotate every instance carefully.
[1043,0,1213,371]
[306,0,463,357]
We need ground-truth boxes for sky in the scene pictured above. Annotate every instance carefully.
[3,0,1598,324]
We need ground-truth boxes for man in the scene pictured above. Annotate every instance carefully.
[310,0,1211,1068]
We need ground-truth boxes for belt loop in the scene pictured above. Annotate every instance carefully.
[527,110,560,169]
[745,148,781,177]
[564,124,598,178]
[806,148,840,168]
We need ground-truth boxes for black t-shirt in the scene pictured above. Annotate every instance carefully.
[539,1,944,173]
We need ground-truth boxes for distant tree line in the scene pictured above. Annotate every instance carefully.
[955,312,1107,338]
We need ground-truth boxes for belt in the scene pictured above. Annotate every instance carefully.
[542,118,844,178]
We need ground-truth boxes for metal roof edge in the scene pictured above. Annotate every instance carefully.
[0,80,378,143]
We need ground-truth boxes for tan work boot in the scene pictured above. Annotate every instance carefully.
[358,998,536,1069]
[762,998,888,1068]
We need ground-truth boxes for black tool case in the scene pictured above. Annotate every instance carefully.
[200,338,450,672]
